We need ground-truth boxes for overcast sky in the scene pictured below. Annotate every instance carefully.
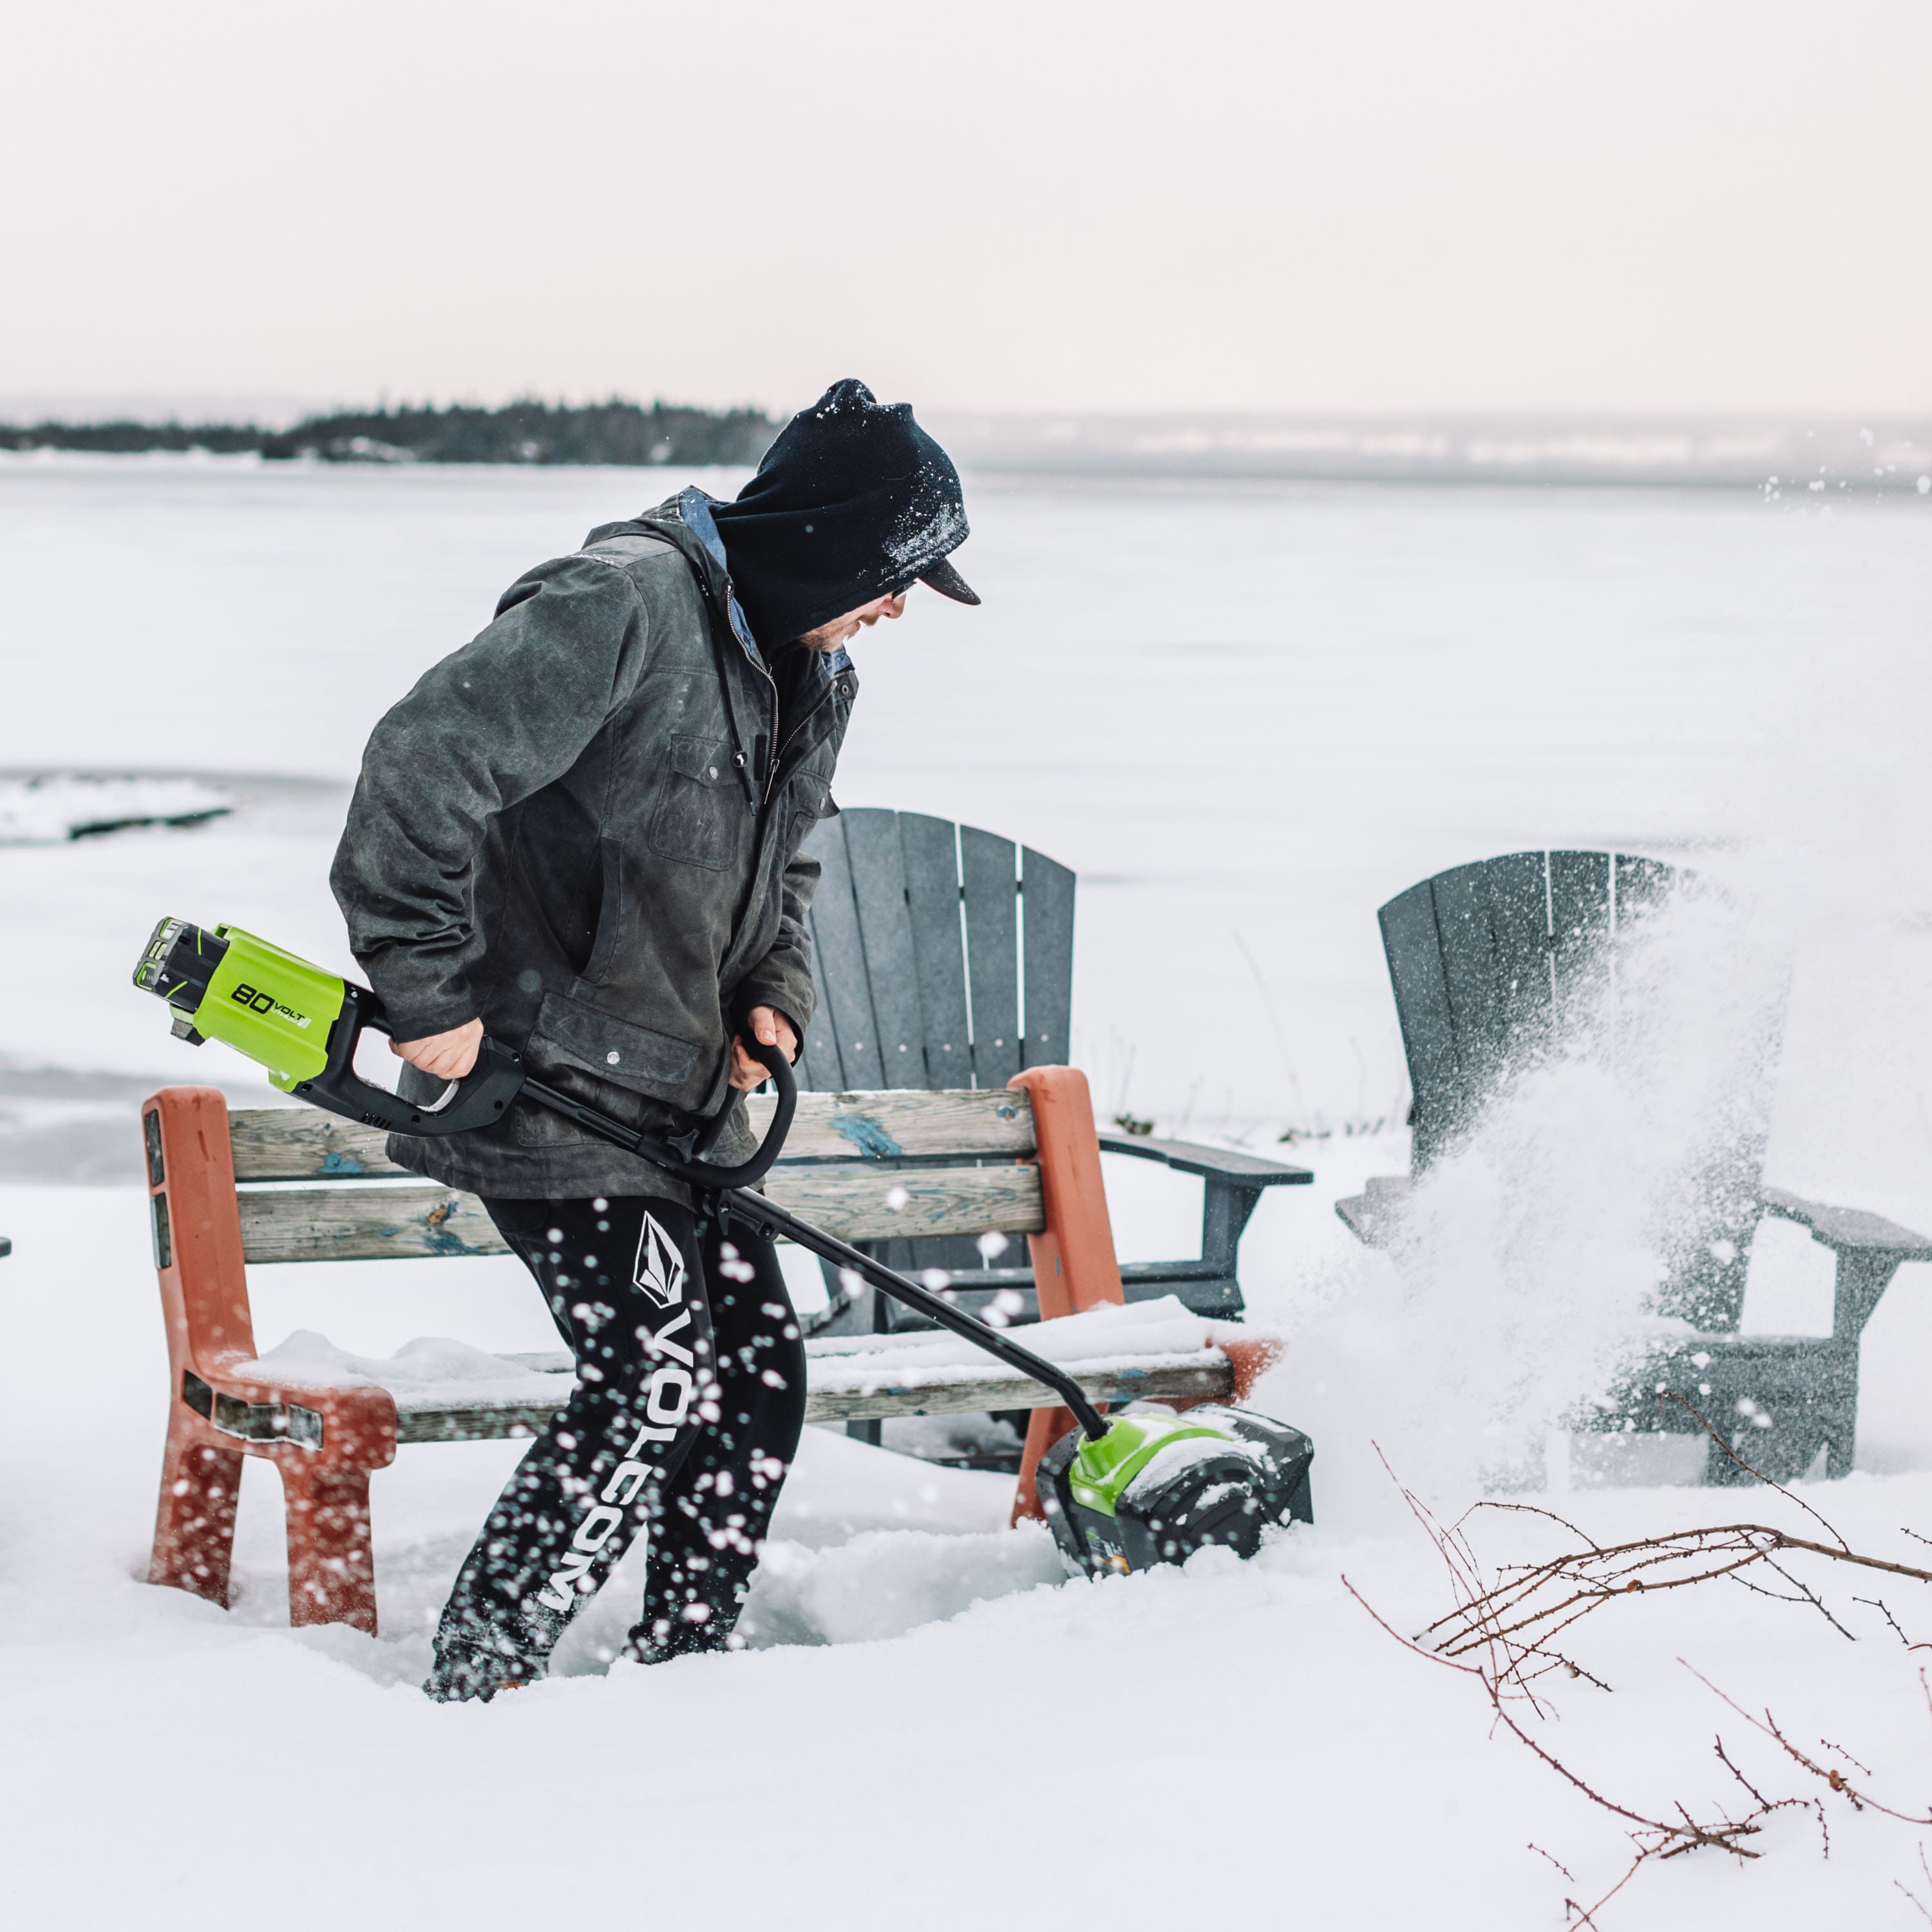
[5,1,1927,418]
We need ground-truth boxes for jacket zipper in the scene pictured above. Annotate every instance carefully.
[735,592,779,798]
[712,556,838,809]
[763,668,838,808]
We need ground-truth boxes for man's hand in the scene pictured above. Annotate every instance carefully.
[392,1018,484,1082]
[730,1005,799,1090]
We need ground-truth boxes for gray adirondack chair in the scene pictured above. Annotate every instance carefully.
[1336,850,1932,1484]
[794,808,1310,1353]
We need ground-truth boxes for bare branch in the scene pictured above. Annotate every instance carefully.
[1682,1662,1932,1827]
[1853,1595,1932,1651]
[1714,1735,1774,1810]
[1528,1842,1575,1880]
[1356,1450,1932,1926]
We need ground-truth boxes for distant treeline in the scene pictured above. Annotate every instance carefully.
[2,399,781,468]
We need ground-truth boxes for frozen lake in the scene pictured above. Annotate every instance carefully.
[2,455,1927,1142]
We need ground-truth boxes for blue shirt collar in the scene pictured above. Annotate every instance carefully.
[678,484,853,677]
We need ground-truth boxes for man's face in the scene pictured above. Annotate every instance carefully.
[798,589,908,654]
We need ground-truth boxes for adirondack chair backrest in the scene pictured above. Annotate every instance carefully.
[793,808,1075,1308]
[796,808,1075,1094]
[792,808,1304,1359]
[1378,850,1778,1330]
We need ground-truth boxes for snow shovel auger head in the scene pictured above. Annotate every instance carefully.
[1039,1403,1314,1578]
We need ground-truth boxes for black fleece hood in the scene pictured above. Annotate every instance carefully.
[710,379,976,649]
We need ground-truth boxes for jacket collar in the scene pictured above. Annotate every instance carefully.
[675,487,768,672]
[611,493,766,804]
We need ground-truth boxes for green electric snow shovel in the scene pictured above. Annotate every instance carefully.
[133,916,1314,1577]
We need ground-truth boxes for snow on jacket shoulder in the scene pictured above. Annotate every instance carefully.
[329,500,852,1201]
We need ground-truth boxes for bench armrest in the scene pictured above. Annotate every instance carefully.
[1097,1132,1312,1186]
[1761,1186,1932,1261]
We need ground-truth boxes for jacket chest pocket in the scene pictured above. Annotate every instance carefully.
[649,734,749,873]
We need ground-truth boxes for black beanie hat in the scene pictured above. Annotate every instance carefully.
[709,379,978,649]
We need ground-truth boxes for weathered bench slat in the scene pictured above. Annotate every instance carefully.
[770,1162,1041,1243]
[238,1163,1046,1265]
[240,1187,509,1264]
[227,1087,1037,1182]
[391,1356,1234,1444]
[399,1401,570,1443]
[228,1112,406,1182]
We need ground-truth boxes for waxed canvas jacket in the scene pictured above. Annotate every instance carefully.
[329,493,852,1200]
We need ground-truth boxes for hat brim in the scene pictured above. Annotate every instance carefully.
[918,556,981,606]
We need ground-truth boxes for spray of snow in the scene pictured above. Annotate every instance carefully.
[1276,875,1793,1513]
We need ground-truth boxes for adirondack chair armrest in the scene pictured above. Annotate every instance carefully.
[1095,1133,1313,1187]
[1759,1187,1932,1260]
[1759,1186,1932,1343]
[1333,1174,1414,1247]
[1097,1133,1312,1286]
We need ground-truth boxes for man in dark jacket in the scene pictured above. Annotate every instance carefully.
[329,381,978,1700]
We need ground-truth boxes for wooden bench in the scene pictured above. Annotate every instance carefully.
[142,1065,1287,1634]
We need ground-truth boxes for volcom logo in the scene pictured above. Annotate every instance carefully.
[633,1211,686,1311]
[536,1294,699,1613]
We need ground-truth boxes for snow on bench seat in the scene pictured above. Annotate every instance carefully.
[238,1296,1263,1445]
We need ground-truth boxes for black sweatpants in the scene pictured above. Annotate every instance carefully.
[434,1193,806,1674]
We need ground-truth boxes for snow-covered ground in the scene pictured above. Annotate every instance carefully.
[2,457,1930,1926]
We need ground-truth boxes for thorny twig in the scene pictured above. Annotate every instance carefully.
[1425,1518,1931,1670]
[1421,1396,1925,1677]
[1350,1427,1932,1924]
[1896,1843,1932,1924]
[1348,1444,1802,1929]
[1683,1663,1932,1828]
[1417,1397,1931,1680]
[1528,1842,1575,1880]
[1852,1595,1931,1650]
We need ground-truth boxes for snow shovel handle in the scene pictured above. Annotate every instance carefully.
[518,1028,799,1191]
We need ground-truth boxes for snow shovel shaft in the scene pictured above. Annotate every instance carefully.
[708,1185,1113,1441]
